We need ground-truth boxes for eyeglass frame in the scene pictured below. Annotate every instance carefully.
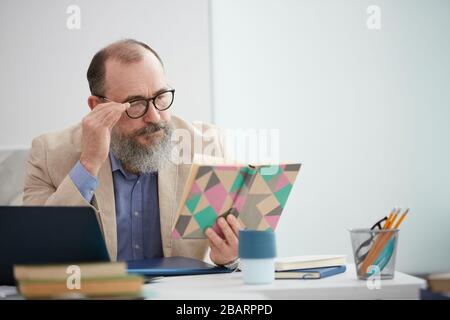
[94,88,175,119]
[353,216,388,266]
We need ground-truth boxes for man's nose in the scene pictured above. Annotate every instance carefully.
[142,104,161,123]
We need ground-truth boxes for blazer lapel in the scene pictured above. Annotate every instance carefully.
[93,159,117,260]
[158,160,180,257]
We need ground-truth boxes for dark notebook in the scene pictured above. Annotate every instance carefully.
[127,256,232,277]
[275,265,347,279]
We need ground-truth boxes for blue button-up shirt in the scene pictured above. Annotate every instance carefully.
[69,153,163,261]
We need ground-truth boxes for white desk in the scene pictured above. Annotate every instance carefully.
[143,265,426,300]
[0,264,426,300]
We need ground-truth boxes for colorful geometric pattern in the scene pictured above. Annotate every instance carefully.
[172,163,301,239]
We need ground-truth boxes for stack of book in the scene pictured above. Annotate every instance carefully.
[13,262,144,299]
[427,272,450,292]
[275,255,347,279]
[424,272,450,299]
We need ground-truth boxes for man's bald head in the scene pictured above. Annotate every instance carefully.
[87,39,164,96]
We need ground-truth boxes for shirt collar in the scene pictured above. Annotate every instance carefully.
[109,151,158,180]
[109,151,138,180]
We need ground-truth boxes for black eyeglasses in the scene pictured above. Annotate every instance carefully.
[95,89,175,119]
[354,216,388,267]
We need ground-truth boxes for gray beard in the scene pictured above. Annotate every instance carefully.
[110,121,173,174]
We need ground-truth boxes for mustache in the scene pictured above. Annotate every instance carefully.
[131,122,168,138]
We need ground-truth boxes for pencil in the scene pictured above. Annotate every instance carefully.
[384,208,399,229]
[359,208,409,275]
[393,208,409,229]
[384,207,397,229]
[367,207,399,263]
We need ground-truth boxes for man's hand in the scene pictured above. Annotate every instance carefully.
[80,101,130,176]
[205,214,243,266]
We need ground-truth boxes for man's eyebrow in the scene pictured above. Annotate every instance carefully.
[123,87,171,102]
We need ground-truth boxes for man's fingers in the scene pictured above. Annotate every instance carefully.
[109,113,124,130]
[90,100,115,113]
[205,228,227,251]
[91,101,129,116]
[226,214,243,237]
[101,103,129,125]
[102,112,123,130]
[218,217,238,247]
[103,102,130,115]
[207,237,219,252]
[96,110,120,128]
[91,103,129,126]
[120,102,130,110]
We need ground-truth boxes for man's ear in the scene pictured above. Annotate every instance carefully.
[87,95,101,110]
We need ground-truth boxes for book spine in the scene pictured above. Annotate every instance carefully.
[230,165,259,216]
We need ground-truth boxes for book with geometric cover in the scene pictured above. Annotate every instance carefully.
[172,162,301,239]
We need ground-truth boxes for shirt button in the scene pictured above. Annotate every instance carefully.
[89,190,94,195]
[135,244,140,250]
[134,211,139,217]
[136,180,140,184]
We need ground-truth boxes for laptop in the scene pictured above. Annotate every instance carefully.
[0,206,231,286]
[0,206,110,285]
[127,257,231,277]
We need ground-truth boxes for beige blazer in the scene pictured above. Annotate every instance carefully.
[23,115,225,262]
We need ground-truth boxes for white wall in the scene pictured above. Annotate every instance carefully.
[211,0,450,274]
[1,0,448,275]
[0,0,212,148]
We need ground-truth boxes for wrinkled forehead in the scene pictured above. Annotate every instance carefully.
[104,53,166,101]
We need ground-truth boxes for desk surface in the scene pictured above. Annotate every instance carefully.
[0,264,426,300]
[143,264,426,300]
